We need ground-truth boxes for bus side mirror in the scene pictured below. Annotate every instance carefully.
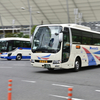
[30,36,32,43]
[59,33,63,42]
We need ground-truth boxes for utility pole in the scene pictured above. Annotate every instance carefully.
[66,0,70,23]
[12,19,15,33]
[74,8,78,24]
[0,15,5,38]
[27,0,33,38]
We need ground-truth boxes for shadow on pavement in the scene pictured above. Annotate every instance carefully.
[34,65,100,74]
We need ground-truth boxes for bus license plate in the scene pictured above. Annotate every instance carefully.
[44,64,51,68]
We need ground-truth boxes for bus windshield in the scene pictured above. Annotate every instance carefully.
[0,40,8,52]
[32,26,62,53]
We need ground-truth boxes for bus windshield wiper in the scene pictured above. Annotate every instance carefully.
[48,49,57,53]
[33,47,58,53]
[33,47,48,52]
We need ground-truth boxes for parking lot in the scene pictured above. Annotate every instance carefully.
[0,58,100,100]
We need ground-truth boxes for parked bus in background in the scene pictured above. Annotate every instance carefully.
[30,24,100,71]
[0,37,31,60]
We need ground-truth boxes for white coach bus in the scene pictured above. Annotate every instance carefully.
[30,24,100,71]
[0,37,31,60]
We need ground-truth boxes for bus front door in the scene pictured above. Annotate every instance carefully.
[62,30,70,63]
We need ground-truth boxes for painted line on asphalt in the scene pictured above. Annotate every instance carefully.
[52,84,73,88]
[0,67,12,68]
[22,80,36,83]
[50,94,84,100]
[95,90,100,92]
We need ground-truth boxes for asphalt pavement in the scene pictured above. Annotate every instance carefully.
[0,58,100,100]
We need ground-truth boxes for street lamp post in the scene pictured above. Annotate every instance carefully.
[0,15,5,38]
[21,4,40,38]
[12,19,15,33]
[66,0,70,23]
[27,0,33,38]
[74,8,82,25]
[74,8,78,24]
[78,13,82,25]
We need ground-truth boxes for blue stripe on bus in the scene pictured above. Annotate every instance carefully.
[94,51,100,54]
[82,47,96,66]
[18,47,31,50]
[87,54,96,66]
[1,56,31,59]
[22,56,31,59]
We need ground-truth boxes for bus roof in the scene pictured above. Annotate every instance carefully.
[0,37,30,41]
[37,24,100,34]
[37,24,90,29]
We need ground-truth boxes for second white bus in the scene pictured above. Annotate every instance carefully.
[30,24,100,71]
[0,37,31,60]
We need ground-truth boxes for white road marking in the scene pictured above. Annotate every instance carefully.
[52,84,73,88]
[0,67,12,68]
[95,90,100,92]
[50,94,84,100]
[22,80,36,83]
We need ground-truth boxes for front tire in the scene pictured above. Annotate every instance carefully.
[48,68,54,71]
[7,59,11,61]
[16,54,22,61]
[74,58,81,72]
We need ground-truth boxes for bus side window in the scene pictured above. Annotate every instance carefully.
[20,41,23,47]
[14,40,21,47]
[93,34,100,45]
[27,42,31,48]
[9,46,12,51]
[82,32,93,45]
[71,29,82,44]
[23,41,30,48]
[8,41,13,51]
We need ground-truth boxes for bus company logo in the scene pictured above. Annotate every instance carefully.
[90,47,98,50]
[37,54,51,60]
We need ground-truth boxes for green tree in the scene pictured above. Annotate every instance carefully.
[23,34,29,38]
[17,32,23,37]
[31,25,37,35]
[5,33,17,37]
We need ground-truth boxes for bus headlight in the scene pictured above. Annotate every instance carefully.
[8,53,12,57]
[30,59,34,63]
[53,60,60,64]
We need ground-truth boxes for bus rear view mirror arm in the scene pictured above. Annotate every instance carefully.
[30,36,32,43]
[59,33,63,42]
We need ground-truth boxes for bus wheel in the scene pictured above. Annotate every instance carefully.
[16,54,22,61]
[74,58,80,72]
[7,59,11,61]
[48,68,54,71]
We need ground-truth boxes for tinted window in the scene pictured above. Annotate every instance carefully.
[23,41,31,48]
[13,40,31,48]
[71,28,94,45]
[71,29,81,44]
[93,34,100,45]
[71,28,100,45]
[82,32,93,45]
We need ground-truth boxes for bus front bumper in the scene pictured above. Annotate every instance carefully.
[1,56,16,59]
[31,62,61,69]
